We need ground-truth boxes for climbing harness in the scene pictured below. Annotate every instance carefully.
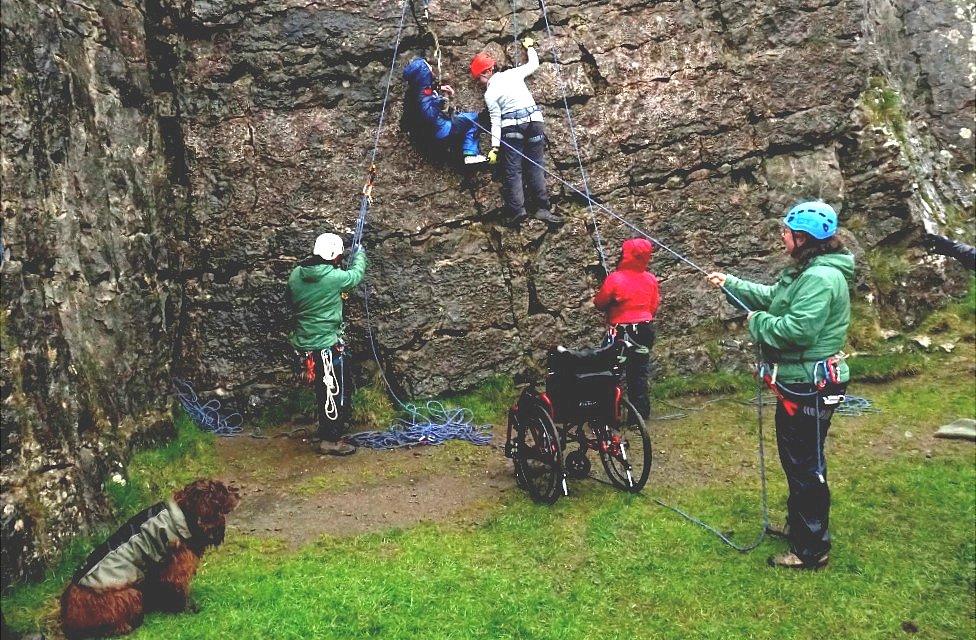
[173,378,244,437]
[343,0,491,449]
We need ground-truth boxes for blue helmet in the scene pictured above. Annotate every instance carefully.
[783,201,838,240]
[402,58,434,91]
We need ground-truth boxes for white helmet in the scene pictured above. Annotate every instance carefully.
[312,233,343,261]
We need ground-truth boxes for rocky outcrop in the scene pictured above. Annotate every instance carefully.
[0,0,181,588]
[1,0,973,587]
[171,0,972,398]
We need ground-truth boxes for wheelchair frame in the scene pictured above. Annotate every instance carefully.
[504,341,652,504]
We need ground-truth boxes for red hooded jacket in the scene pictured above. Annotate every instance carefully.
[593,238,661,324]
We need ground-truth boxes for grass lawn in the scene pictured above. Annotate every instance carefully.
[4,353,974,638]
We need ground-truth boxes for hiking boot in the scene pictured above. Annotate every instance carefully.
[510,210,530,227]
[463,154,488,165]
[765,523,790,539]
[318,440,357,456]
[767,551,828,570]
[533,209,564,224]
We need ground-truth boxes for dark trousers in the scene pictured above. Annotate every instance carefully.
[618,322,656,420]
[312,346,349,442]
[500,120,550,217]
[775,381,847,563]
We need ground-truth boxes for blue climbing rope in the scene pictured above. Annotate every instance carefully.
[173,378,244,437]
[344,0,491,449]
[347,401,492,449]
[835,395,879,416]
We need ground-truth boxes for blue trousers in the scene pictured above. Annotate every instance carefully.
[438,111,481,156]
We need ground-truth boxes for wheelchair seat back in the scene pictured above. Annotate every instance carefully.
[545,341,627,421]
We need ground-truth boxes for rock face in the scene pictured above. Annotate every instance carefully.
[170,0,973,398]
[0,0,182,588]
[1,0,973,586]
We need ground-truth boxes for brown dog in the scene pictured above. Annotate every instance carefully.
[60,479,240,638]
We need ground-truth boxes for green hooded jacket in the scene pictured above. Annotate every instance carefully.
[288,250,367,350]
[723,252,855,383]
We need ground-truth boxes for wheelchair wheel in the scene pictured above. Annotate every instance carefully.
[514,404,564,505]
[599,399,651,492]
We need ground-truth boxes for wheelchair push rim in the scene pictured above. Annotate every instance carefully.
[599,399,651,492]
[514,403,565,505]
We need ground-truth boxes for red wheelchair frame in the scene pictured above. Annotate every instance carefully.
[504,340,652,504]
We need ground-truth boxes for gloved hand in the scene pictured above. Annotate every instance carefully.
[352,243,364,256]
[487,148,499,165]
[522,36,535,49]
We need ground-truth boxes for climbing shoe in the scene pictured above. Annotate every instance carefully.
[463,154,488,165]
[767,551,828,570]
[534,209,564,224]
[318,440,357,456]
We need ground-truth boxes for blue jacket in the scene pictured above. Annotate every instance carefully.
[403,58,451,139]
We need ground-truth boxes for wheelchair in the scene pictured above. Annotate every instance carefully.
[504,339,652,504]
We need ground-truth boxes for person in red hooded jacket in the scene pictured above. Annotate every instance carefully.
[593,238,661,420]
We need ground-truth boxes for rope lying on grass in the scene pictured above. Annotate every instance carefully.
[346,401,492,449]
[173,378,244,437]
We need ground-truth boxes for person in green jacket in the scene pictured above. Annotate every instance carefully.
[288,232,367,456]
[707,201,854,570]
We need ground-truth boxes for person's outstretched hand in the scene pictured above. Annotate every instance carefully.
[522,36,535,49]
[706,272,727,288]
[487,147,499,165]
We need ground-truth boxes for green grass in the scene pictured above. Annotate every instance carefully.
[106,412,220,519]
[652,370,754,400]
[2,412,220,632]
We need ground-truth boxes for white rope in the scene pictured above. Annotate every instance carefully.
[321,349,340,421]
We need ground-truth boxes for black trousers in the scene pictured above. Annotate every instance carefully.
[311,346,350,442]
[775,381,847,563]
[618,322,656,420]
[500,120,550,217]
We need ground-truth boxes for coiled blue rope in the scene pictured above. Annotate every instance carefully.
[173,378,244,437]
[347,401,492,449]
[835,395,879,416]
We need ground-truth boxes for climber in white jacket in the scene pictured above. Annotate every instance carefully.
[470,39,563,225]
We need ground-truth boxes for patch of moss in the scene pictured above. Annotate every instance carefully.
[864,246,912,296]
[861,76,907,141]
[847,299,886,351]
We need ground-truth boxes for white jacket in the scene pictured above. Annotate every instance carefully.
[483,47,543,148]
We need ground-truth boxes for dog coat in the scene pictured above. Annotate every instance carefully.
[72,500,192,589]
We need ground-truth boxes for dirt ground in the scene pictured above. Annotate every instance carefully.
[218,359,974,549]
[219,422,517,547]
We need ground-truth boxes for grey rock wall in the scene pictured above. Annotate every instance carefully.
[0,0,181,588]
[171,0,973,399]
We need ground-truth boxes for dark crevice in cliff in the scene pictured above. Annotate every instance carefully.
[577,44,608,94]
[143,0,194,374]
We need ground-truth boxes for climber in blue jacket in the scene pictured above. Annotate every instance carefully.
[402,58,487,164]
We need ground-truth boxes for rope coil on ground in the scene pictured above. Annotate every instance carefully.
[347,401,492,449]
[173,378,244,437]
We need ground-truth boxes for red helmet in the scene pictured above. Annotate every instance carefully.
[470,53,495,79]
